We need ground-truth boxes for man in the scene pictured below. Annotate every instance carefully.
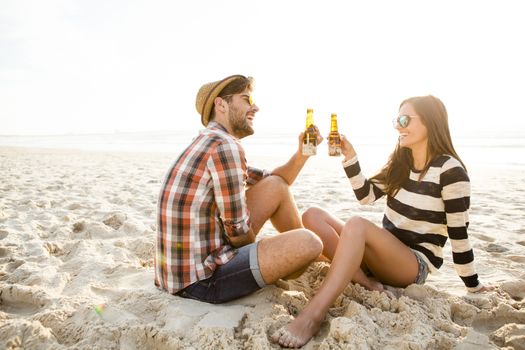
[155,74,323,303]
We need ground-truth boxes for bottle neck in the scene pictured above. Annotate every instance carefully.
[306,111,314,128]
[330,116,338,132]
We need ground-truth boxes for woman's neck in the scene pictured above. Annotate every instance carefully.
[411,144,428,171]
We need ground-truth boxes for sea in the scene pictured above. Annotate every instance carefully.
[0,130,524,170]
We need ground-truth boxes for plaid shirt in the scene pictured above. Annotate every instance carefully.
[155,121,269,294]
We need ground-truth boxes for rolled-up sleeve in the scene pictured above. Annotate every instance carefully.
[208,140,251,238]
[246,166,270,186]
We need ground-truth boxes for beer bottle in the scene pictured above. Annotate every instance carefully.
[328,113,342,156]
[302,108,317,156]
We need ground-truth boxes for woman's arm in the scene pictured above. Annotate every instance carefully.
[341,134,385,204]
[441,158,484,292]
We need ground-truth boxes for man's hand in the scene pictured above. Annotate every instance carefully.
[297,125,324,155]
[227,229,256,248]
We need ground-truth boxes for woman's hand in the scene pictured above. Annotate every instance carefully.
[340,134,357,162]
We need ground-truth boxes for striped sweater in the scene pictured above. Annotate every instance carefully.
[343,154,481,291]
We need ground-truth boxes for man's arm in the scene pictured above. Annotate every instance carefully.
[227,228,256,247]
[271,149,309,185]
[271,130,323,185]
[209,140,254,247]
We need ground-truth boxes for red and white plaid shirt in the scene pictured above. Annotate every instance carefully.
[155,121,269,294]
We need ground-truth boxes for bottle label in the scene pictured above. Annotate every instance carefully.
[328,133,341,156]
[302,143,317,156]
[329,145,341,156]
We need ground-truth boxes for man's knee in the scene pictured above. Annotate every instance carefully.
[263,175,290,194]
[297,229,323,260]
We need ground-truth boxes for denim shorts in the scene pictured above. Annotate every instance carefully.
[413,250,429,285]
[177,242,266,304]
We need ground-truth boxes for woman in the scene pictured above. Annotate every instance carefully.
[272,95,492,348]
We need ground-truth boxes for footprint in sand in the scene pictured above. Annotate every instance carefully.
[66,202,84,210]
[473,233,496,243]
[43,242,63,256]
[102,212,127,230]
[485,243,510,253]
[471,303,525,334]
[5,259,25,273]
[0,319,59,349]
[125,238,155,261]
[491,323,525,349]
[0,284,52,316]
[72,221,85,233]
[0,245,10,257]
[507,255,525,264]
[501,281,525,300]
[0,229,8,240]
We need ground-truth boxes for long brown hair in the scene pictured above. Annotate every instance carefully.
[371,95,466,197]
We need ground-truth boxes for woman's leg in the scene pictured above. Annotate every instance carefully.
[272,216,419,348]
[302,207,383,291]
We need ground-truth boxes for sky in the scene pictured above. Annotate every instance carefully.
[1,0,525,138]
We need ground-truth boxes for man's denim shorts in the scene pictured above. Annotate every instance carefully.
[413,250,429,285]
[177,242,266,304]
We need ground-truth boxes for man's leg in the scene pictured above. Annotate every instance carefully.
[179,175,317,303]
[256,229,322,284]
[245,175,323,284]
[246,175,302,234]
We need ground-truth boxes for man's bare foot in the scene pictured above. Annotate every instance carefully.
[271,311,323,348]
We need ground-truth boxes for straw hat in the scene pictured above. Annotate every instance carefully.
[195,74,245,126]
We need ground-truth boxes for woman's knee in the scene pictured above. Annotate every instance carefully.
[341,216,369,239]
[302,207,325,226]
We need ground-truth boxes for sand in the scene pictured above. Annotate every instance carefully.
[1,146,524,349]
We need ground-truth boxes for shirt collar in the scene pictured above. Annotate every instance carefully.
[206,121,239,140]
[207,120,228,133]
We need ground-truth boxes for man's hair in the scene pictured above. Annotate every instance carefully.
[210,76,254,120]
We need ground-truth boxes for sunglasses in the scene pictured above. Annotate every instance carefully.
[222,93,255,106]
[392,115,416,128]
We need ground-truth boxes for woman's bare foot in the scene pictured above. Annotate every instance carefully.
[271,310,324,348]
[359,277,384,292]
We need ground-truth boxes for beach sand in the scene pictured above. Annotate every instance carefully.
[1,146,524,349]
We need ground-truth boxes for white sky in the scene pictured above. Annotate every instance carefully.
[1,0,525,138]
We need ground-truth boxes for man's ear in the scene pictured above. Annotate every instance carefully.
[214,97,227,114]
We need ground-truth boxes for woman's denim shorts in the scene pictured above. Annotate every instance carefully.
[412,250,429,285]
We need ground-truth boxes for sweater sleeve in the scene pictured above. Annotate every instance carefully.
[440,159,481,291]
[343,156,386,205]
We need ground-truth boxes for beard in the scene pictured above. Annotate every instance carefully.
[228,103,254,139]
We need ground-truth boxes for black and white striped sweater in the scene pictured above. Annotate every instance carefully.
[343,154,481,291]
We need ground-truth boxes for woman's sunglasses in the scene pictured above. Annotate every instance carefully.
[392,115,416,128]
